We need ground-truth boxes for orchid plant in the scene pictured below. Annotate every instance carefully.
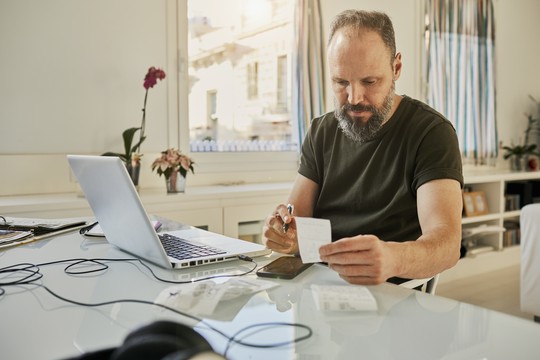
[152,148,195,179]
[103,66,166,164]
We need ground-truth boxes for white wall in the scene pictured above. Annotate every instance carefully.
[1,0,540,197]
[0,0,174,155]
[0,0,180,196]
[494,0,540,147]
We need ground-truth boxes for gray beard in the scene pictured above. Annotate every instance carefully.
[335,85,395,143]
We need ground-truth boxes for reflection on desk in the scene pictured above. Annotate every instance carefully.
[1,227,540,360]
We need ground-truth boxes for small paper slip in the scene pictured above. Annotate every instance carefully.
[155,278,277,316]
[295,217,331,263]
[311,284,378,312]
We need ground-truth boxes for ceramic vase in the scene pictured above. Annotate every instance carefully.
[126,159,141,191]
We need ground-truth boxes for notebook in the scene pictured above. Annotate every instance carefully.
[67,155,271,269]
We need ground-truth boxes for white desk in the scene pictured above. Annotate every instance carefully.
[1,223,540,360]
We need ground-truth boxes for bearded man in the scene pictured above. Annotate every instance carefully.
[263,10,463,286]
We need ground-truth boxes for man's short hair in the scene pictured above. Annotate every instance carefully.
[328,10,396,60]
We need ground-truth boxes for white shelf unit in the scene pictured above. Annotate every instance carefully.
[462,169,540,251]
[441,169,540,283]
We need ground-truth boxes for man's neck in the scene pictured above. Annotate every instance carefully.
[382,94,403,126]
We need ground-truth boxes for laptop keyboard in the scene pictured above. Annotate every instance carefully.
[158,233,227,260]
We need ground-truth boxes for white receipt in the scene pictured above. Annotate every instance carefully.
[295,217,331,263]
[155,278,277,316]
[311,284,378,312]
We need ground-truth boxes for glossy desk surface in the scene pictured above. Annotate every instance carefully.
[1,223,540,360]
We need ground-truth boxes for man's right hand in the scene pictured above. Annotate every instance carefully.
[262,203,299,254]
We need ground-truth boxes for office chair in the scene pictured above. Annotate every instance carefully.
[519,204,540,322]
[399,274,439,295]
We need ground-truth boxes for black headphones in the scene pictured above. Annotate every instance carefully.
[70,321,224,360]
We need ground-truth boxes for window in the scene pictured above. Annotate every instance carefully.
[187,0,297,153]
[424,0,497,165]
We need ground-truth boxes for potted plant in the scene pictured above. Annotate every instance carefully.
[151,148,195,193]
[503,113,539,171]
[102,66,166,187]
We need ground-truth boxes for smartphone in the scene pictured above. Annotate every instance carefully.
[256,256,313,280]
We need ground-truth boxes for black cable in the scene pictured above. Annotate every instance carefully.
[223,321,313,357]
[0,255,255,284]
[0,263,42,285]
[0,256,257,289]
[136,256,258,284]
[0,257,313,354]
[64,259,109,275]
[39,284,311,352]
[78,221,98,235]
[56,256,256,283]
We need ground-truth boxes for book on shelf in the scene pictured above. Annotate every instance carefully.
[503,219,521,246]
[505,194,521,211]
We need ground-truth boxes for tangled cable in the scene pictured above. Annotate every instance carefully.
[0,257,312,357]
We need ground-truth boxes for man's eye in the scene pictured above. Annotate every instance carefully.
[335,80,348,87]
[364,80,376,85]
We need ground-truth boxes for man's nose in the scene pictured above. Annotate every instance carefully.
[347,83,365,105]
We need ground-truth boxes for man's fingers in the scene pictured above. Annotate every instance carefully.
[263,215,293,247]
[323,252,373,266]
[319,235,377,256]
[275,203,292,223]
[263,230,297,253]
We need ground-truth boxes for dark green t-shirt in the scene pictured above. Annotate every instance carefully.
[298,95,463,242]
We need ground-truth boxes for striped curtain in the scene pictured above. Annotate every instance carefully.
[292,0,325,150]
[425,0,497,164]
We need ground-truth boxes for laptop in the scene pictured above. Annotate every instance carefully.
[67,155,271,269]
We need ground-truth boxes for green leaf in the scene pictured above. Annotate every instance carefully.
[130,135,146,155]
[101,152,128,162]
[122,127,142,159]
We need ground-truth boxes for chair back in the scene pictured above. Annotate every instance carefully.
[520,204,540,319]
[399,274,440,295]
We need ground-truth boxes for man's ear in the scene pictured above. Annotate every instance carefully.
[393,52,402,80]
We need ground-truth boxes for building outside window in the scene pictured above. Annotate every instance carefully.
[247,62,258,100]
[276,54,288,112]
[187,0,296,153]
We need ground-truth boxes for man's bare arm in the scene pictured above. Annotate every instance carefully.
[319,178,463,284]
[389,178,463,279]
